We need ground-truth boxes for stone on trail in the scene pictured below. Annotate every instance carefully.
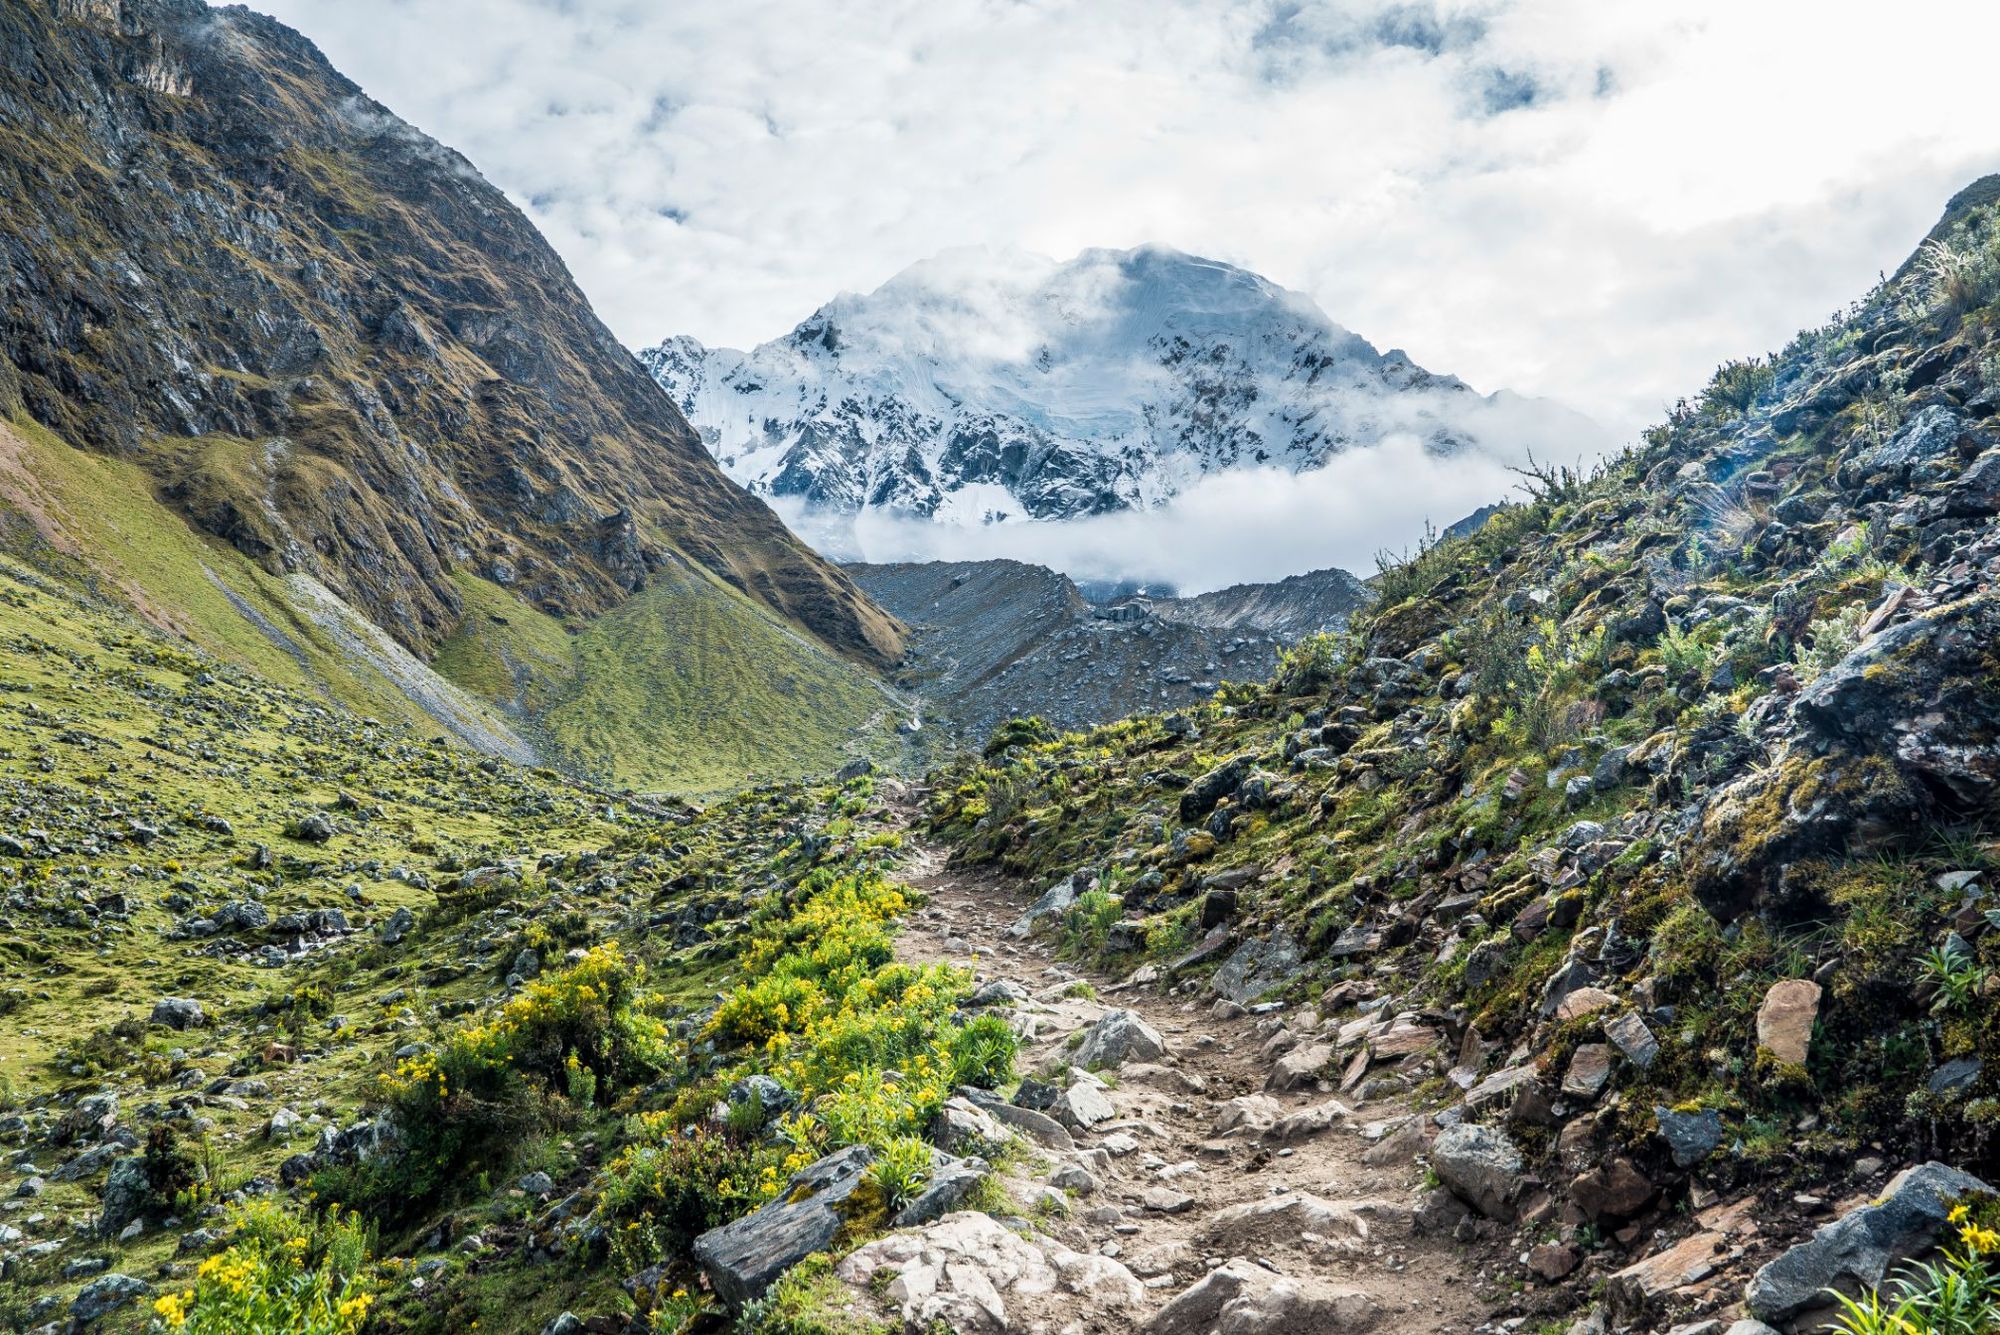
[1266,1040,1335,1092]
[1198,1192,1368,1256]
[1744,1160,1991,1323]
[1143,1257,1376,1335]
[1053,1078,1117,1131]
[1267,1098,1353,1143]
[1213,1094,1283,1136]
[692,1145,873,1305]
[1429,1122,1525,1221]
[1006,875,1080,939]
[1073,1008,1168,1069]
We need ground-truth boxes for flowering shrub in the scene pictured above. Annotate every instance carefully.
[328,944,667,1220]
[603,868,1013,1265]
[149,1201,374,1335]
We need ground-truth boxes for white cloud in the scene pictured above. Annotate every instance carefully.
[251,0,2000,446]
[776,434,1525,594]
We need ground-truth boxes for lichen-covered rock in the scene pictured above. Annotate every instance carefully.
[1745,1161,1991,1322]
[692,1146,874,1305]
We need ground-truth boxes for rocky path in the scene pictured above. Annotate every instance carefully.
[829,818,1505,1334]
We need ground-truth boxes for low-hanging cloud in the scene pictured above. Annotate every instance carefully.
[777,433,1534,595]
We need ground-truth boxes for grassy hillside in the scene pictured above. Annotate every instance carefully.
[0,549,957,1334]
[433,565,931,794]
[0,415,530,756]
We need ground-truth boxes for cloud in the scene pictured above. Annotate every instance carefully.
[780,433,1520,594]
[251,0,2000,450]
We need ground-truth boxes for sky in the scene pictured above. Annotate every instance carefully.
[255,0,2000,444]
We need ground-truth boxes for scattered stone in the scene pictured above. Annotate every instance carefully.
[1142,1257,1375,1335]
[1657,1106,1724,1169]
[1429,1123,1525,1220]
[149,998,205,1030]
[1073,1009,1168,1069]
[1563,1044,1615,1100]
[1604,1012,1660,1068]
[71,1273,150,1324]
[1755,979,1822,1066]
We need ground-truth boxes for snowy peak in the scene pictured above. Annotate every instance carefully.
[640,246,1601,541]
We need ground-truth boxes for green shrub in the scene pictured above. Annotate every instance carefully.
[868,1137,931,1213]
[149,1201,375,1334]
[600,1125,759,1270]
[946,1015,1018,1090]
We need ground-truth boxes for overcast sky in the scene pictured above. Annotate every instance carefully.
[257,0,2000,442]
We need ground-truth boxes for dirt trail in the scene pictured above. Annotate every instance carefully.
[883,822,1502,1334]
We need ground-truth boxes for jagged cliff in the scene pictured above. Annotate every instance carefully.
[0,0,899,670]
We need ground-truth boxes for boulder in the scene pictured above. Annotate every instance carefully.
[936,1097,1011,1157]
[1212,928,1304,1003]
[1179,755,1252,822]
[1073,1009,1168,1069]
[1052,1079,1116,1131]
[1570,1156,1655,1222]
[71,1273,150,1324]
[1429,1123,1525,1220]
[692,1145,874,1305]
[890,1154,989,1229]
[986,1101,1074,1150]
[1142,1257,1376,1335]
[1007,876,1080,939]
[98,1156,149,1237]
[379,906,415,946]
[149,998,205,1030]
[1744,1161,1991,1322]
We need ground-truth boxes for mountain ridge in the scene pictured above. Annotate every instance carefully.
[642,244,1604,549]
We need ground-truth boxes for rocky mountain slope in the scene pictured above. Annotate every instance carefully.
[0,0,906,790]
[642,246,1602,545]
[848,558,1371,744]
[928,177,2000,1332]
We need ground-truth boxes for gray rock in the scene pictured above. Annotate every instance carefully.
[1211,927,1304,1004]
[1053,1080,1116,1131]
[1141,1257,1374,1335]
[1724,1323,1781,1335]
[936,1096,1011,1157]
[1605,1012,1660,1069]
[540,1315,584,1335]
[1179,754,1252,823]
[692,1146,874,1305]
[1429,1122,1525,1221]
[517,1171,554,1197]
[149,997,205,1030]
[986,1101,1074,1151]
[889,1154,988,1228]
[379,906,414,946]
[1073,1009,1167,1069]
[1656,1107,1723,1169]
[71,1273,150,1323]
[98,1156,149,1237]
[1006,876,1079,939]
[1744,1161,1991,1321]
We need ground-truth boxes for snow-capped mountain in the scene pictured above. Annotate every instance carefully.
[641,245,1602,537]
